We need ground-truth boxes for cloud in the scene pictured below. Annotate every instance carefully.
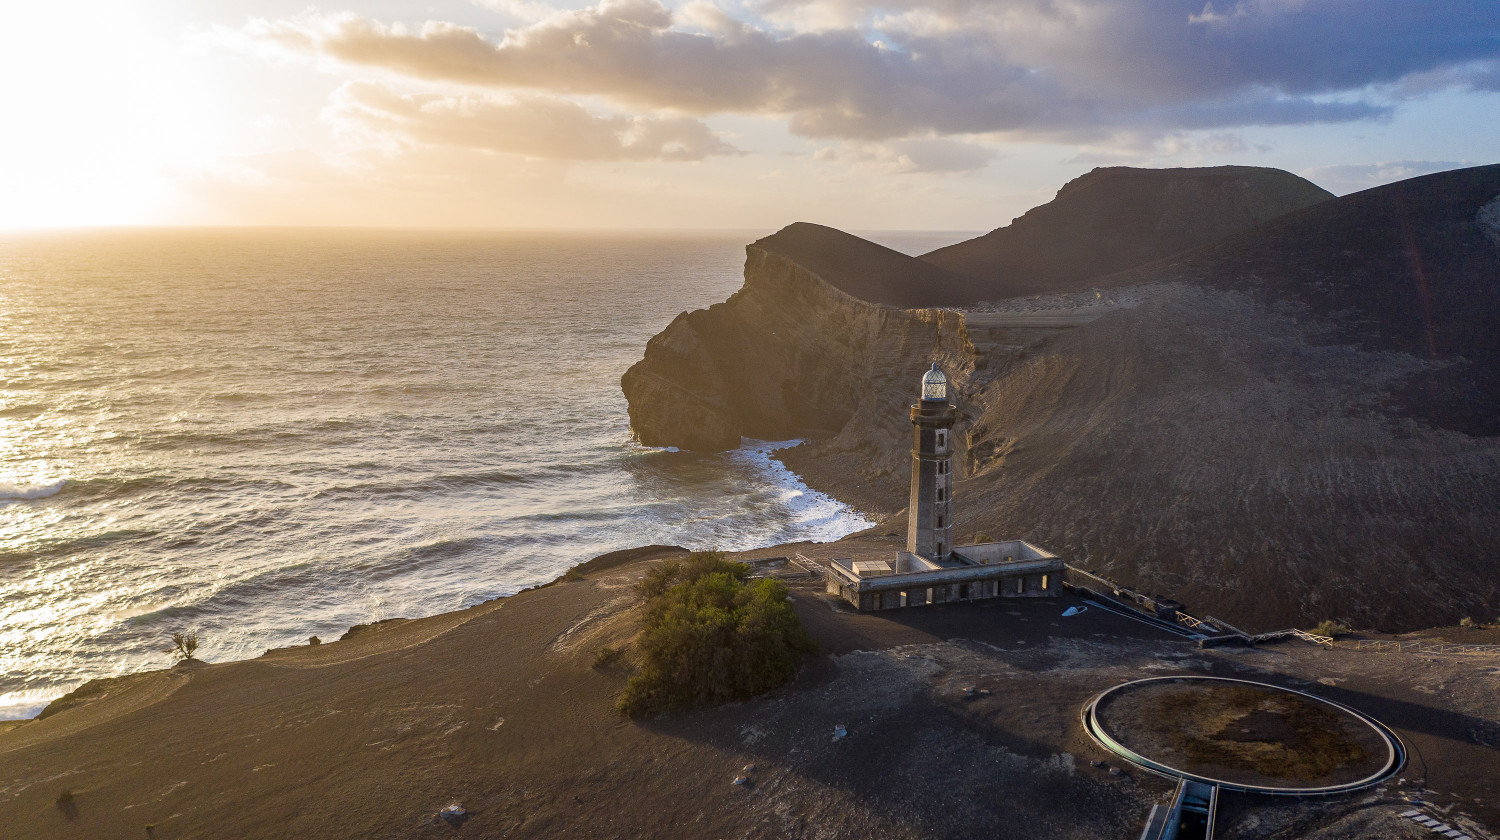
[1301,160,1472,196]
[327,80,737,161]
[816,137,998,173]
[242,0,1498,143]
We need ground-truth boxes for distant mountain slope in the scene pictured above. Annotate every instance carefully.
[1141,164,1500,435]
[921,166,1333,298]
[751,223,985,307]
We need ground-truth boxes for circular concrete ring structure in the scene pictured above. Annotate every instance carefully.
[1082,676,1404,795]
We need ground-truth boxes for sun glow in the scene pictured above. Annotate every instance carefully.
[0,3,224,228]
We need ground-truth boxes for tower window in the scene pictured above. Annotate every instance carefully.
[937,541,944,555]
[937,488,945,501]
[937,433,946,447]
[937,515,944,528]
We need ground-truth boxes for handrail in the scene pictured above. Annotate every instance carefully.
[1064,564,1334,647]
[1350,639,1500,656]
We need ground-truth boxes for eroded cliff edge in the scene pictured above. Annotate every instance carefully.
[623,165,1500,632]
[620,225,978,452]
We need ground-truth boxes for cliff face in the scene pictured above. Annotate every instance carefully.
[920,165,1334,299]
[621,228,976,451]
[624,164,1500,631]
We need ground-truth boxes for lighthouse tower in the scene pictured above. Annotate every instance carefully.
[908,363,956,561]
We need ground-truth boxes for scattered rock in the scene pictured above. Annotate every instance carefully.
[732,776,750,786]
[439,802,468,825]
[308,636,321,646]
[832,724,848,741]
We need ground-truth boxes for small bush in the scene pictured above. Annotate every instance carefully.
[636,560,682,601]
[1312,620,1351,638]
[972,533,993,544]
[1459,616,1475,628]
[56,789,74,808]
[167,631,199,660]
[593,646,622,669]
[308,636,322,646]
[618,551,814,717]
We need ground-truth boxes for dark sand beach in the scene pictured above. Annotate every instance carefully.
[3,538,1497,839]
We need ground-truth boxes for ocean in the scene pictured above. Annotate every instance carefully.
[0,228,968,719]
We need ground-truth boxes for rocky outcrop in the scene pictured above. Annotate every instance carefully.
[921,165,1334,299]
[621,225,977,451]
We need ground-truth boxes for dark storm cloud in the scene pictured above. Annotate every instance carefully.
[250,0,1500,141]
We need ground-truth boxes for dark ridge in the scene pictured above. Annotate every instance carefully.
[568,544,690,578]
[752,222,987,307]
[1143,164,1500,436]
[920,165,1333,298]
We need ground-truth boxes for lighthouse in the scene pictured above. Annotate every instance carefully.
[825,360,1063,611]
[908,363,956,560]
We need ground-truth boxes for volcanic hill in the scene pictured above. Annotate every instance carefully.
[920,165,1334,299]
[622,164,1500,632]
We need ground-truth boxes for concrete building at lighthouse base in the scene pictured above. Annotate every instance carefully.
[826,363,1065,611]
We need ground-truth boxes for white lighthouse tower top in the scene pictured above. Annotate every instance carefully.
[921,363,947,402]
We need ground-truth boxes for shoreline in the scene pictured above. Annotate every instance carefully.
[2,441,877,723]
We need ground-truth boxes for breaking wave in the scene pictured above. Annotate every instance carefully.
[0,478,67,501]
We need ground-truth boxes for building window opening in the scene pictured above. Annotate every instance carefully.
[936,515,944,528]
[1042,574,1049,590]
[937,488,945,501]
[1017,577,1025,593]
[938,433,945,447]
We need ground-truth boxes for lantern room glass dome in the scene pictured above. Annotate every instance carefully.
[921,363,947,401]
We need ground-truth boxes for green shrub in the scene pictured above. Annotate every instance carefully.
[1459,616,1475,628]
[593,646,623,668]
[618,551,815,717]
[1312,620,1351,638]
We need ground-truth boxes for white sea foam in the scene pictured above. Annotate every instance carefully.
[730,439,876,543]
[0,477,66,501]
[0,686,76,721]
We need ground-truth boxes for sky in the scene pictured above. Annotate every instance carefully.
[1,0,1497,230]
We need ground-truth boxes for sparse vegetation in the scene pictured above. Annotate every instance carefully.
[1459,616,1475,628]
[55,789,74,808]
[167,631,199,660]
[1312,620,1351,638]
[308,636,322,646]
[593,646,622,669]
[617,551,815,717]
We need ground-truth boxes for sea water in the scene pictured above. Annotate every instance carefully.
[0,228,968,719]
